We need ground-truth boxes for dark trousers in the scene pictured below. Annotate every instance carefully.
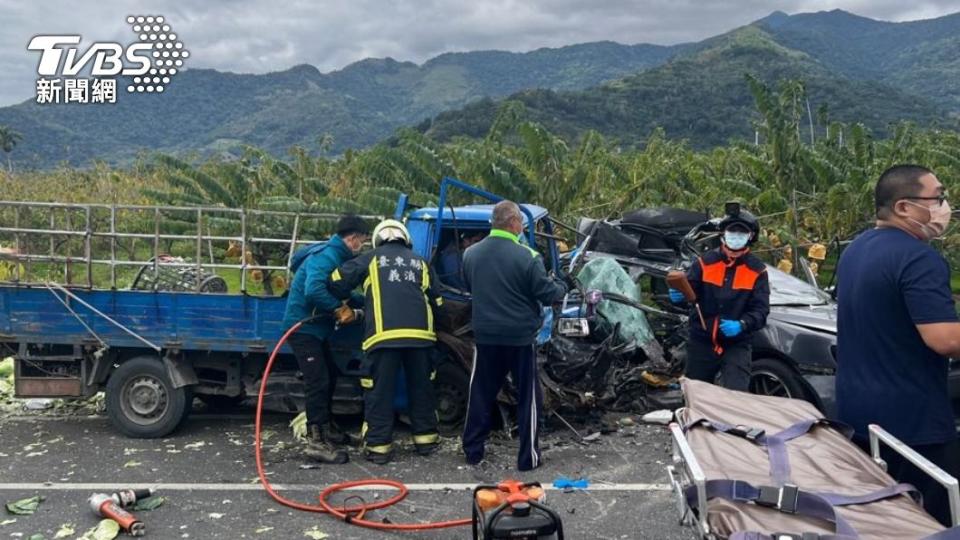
[462,344,543,471]
[287,333,337,427]
[856,436,960,527]
[362,347,439,452]
[685,338,751,392]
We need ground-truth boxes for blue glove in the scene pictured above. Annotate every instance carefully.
[719,319,743,337]
[668,288,685,304]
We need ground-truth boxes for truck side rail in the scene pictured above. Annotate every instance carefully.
[0,201,381,293]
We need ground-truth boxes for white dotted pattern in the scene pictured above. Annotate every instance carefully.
[126,15,187,93]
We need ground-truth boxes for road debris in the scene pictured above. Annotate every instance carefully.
[290,412,308,442]
[552,477,590,492]
[52,524,74,538]
[77,519,120,540]
[132,496,165,512]
[303,527,329,539]
[641,410,674,425]
[6,495,44,515]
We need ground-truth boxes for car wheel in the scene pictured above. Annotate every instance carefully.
[749,358,806,400]
[433,360,470,435]
[106,356,193,438]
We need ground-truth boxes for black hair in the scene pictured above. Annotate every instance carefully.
[875,164,934,219]
[336,214,370,237]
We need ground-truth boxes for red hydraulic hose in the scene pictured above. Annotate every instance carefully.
[254,319,473,531]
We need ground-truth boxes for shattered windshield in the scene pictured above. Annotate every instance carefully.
[767,265,831,306]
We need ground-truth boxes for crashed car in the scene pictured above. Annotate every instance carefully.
[570,208,960,418]
[570,208,843,414]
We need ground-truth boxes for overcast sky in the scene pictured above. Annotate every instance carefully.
[1,0,958,106]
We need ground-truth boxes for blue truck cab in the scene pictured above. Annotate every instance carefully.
[0,178,564,438]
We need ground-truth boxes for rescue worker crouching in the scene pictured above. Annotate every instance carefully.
[328,219,443,465]
[282,215,370,464]
[669,205,770,391]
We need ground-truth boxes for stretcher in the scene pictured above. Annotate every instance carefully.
[667,379,960,539]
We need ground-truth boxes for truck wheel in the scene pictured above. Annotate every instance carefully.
[749,358,806,400]
[106,356,193,438]
[434,361,470,435]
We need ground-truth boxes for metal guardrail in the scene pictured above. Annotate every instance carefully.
[0,201,383,293]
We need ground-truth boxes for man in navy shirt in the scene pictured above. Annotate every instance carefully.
[837,164,959,525]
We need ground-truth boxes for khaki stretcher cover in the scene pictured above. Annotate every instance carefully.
[678,378,944,539]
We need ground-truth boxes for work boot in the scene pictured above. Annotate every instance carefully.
[415,442,439,457]
[304,424,348,464]
[323,422,349,445]
[364,449,393,465]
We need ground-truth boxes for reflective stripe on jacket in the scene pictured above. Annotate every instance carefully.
[328,242,442,352]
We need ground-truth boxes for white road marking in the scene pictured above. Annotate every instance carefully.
[0,482,670,492]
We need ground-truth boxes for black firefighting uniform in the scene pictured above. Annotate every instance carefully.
[684,248,770,391]
[328,242,443,456]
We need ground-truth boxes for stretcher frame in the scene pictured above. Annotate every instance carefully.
[666,410,960,539]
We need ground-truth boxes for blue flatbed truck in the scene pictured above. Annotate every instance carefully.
[0,179,564,438]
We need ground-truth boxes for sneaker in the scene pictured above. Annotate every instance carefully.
[304,425,349,464]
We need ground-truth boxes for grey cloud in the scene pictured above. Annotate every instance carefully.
[1,0,959,105]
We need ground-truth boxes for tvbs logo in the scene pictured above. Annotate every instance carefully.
[28,16,189,104]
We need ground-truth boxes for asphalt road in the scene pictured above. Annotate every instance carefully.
[0,405,694,539]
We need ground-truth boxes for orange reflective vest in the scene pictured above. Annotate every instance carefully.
[685,249,770,354]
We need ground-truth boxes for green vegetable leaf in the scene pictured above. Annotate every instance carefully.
[132,496,165,511]
[6,495,44,515]
[78,519,120,540]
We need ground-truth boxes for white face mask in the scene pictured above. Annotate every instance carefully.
[905,200,952,241]
[723,230,751,251]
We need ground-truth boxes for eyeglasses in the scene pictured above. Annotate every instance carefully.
[904,195,949,207]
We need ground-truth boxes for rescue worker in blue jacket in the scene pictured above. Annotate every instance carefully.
[669,205,770,391]
[282,215,370,464]
[462,201,567,471]
[328,219,443,465]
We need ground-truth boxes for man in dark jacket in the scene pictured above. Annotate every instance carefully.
[282,215,370,464]
[669,205,770,391]
[461,201,567,471]
[328,219,443,465]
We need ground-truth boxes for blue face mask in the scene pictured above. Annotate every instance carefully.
[723,230,750,250]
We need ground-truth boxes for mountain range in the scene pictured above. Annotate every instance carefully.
[1,9,958,168]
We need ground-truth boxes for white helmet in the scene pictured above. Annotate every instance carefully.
[372,219,411,248]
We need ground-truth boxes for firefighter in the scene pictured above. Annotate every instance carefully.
[669,204,770,391]
[282,214,370,464]
[328,219,442,465]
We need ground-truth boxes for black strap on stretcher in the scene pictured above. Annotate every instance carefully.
[683,417,854,486]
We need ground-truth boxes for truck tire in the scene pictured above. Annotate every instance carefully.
[749,357,807,401]
[433,360,470,435]
[106,356,193,438]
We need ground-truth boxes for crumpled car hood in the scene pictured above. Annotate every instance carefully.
[768,304,837,335]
